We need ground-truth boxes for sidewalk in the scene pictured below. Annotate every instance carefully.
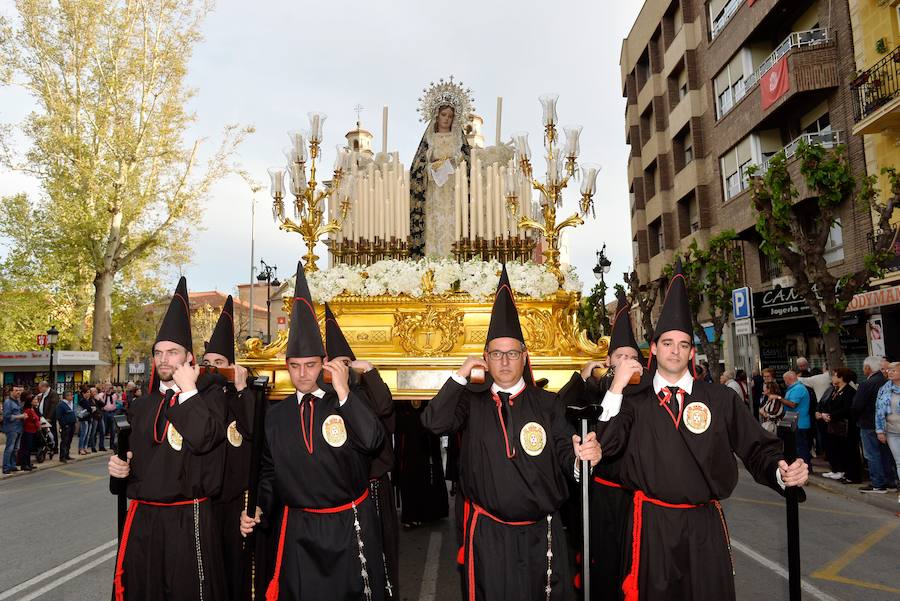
[808,457,900,515]
[0,431,113,480]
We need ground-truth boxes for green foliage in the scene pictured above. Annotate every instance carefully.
[576,281,608,342]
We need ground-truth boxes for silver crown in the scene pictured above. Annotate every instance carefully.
[417,76,475,124]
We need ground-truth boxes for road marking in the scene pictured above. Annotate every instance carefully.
[16,550,117,601]
[730,537,843,601]
[0,539,117,600]
[810,521,900,594]
[418,531,443,601]
[727,496,885,518]
[56,467,103,481]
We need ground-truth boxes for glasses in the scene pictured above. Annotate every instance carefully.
[486,350,524,362]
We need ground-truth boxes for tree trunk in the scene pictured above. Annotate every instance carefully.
[822,328,845,370]
[91,270,115,382]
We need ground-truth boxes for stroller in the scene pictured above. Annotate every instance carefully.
[32,417,56,463]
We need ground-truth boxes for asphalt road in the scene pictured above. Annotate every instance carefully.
[1,456,897,601]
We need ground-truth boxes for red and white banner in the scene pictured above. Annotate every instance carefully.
[847,284,900,312]
[760,55,790,110]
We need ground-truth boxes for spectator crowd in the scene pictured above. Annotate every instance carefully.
[2,381,140,474]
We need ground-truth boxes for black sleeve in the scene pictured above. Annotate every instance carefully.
[256,427,276,526]
[849,382,869,419]
[360,368,396,434]
[549,395,577,479]
[724,388,783,495]
[167,387,226,455]
[228,388,255,440]
[338,390,385,453]
[420,378,470,435]
[556,372,586,408]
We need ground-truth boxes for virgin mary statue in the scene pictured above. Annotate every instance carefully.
[409,77,473,258]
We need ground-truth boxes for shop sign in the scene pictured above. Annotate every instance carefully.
[846,284,900,312]
[752,286,812,322]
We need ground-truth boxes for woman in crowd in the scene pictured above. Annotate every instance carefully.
[818,368,862,483]
[77,386,94,455]
[18,392,40,471]
[759,381,785,433]
[875,361,900,503]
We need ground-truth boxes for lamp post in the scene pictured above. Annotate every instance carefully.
[257,260,281,344]
[115,343,124,386]
[593,244,612,335]
[47,325,59,393]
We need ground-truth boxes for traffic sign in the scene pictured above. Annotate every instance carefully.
[735,319,754,336]
[732,287,752,320]
[36,334,47,347]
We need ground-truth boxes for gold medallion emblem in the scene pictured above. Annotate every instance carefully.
[227,420,243,447]
[519,421,547,457]
[167,424,183,451]
[322,414,348,448]
[683,402,712,434]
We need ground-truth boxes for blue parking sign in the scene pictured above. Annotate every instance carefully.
[732,287,751,320]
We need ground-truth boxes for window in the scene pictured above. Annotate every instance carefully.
[759,247,781,281]
[649,219,663,256]
[803,113,831,136]
[684,140,694,165]
[633,238,640,263]
[824,219,844,264]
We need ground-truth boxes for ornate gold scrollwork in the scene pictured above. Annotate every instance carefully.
[394,307,464,357]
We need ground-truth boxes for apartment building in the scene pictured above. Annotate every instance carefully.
[622,0,873,371]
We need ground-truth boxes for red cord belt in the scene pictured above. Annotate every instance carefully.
[622,491,729,601]
[266,488,370,601]
[113,497,209,601]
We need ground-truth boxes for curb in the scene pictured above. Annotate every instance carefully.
[1,449,113,480]
[807,472,900,515]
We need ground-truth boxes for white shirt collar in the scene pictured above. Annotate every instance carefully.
[491,378,526,396]
[159,381,181,394]
[653,370,694,396]
[296,388,326,403]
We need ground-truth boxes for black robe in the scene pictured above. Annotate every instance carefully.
[396,399,449,525]
[355,368,399,599]
[558,372,631,601]
[116,374,228,601]
[257,389,386,601]
[599,376,784,601]
[212,386,255,601]
[421,378,577,601]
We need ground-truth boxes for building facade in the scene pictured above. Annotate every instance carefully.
[622,0,874,374]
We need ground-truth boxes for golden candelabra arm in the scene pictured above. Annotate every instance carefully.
[580,192,595,218]
[566,156,577,178]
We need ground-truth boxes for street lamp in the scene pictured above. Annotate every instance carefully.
[47,325,59,393]
[592,244,612,335]
[257,259,281,344]
[115,343,124,385]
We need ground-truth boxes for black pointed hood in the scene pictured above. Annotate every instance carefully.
[204,295,235,364]
[285,261,325,359]
[609,290,640,354]
[485,264,534,386]
[324,303,355,361]
[653,258,693,341]
[148,276,194,393]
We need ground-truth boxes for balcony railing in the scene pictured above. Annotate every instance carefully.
[757,130,844,173]
[711,0,743,39]
[850,44,900,123]
[717,28,830,119]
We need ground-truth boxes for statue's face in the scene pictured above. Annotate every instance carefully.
[437,106,454,132]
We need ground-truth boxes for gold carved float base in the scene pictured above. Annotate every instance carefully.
[241,290,607,399]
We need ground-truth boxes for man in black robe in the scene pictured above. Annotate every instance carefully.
[324,301,398,599]
[558,291,643,600]
[202,295,255,601]
[240,261,386,601]
[107,276,228,601]
[421,265,600,601]
[597,262,809,601]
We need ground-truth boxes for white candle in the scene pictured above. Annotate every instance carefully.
[495,97,503,146]
[486,165,494,240]
[460,160,468,239]
[382,106,388,155]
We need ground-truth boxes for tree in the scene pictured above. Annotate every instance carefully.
[624,269,661,348]
[664,231,743,382]
[0,0,251,378]
[749,142,898,369]
[576,280,609,342]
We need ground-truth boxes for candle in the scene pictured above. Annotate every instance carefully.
[455,165,462,241]
[460,160,469,239]
[382,106,388,155]
[486,165,494,240]
[495,97,503,146]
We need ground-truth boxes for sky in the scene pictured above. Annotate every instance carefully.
[0,0,644,296]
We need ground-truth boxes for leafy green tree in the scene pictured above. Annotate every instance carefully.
[0,0,251,378]
[624,269,660,348]
[576,281,607,342]
[749,143,898,368]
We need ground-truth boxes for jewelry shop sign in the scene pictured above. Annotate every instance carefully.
[752,286,812,322]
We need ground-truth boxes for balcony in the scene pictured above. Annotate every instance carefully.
[718,28,830,120]
[710,0,743,40]
[757,130,843,173]
[851,45,900,135]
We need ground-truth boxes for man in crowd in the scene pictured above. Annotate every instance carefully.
[203,295,254,601]
[241,262,387,600]
[853,356,898,493]
[56,390,77,462]
[720,370,746,408]
[781,371,812,469]
[597,261,808,601]
[3,385,26,474]
[37,381,59,454]
[421,265,600,600]
[559,290,643,600]
[107,276,228,600]
[324,302,399,599]
[796,357,812,377]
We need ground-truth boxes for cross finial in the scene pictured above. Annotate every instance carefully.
[353,104,365,128]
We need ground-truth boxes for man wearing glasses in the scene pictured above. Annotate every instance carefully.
[422,265,600,601]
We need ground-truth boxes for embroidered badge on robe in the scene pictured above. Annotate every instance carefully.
[683,402,712,434]
[322,414,348,447]
[167,424,183,451]
[227,420,243,447]
[519,422,547,456]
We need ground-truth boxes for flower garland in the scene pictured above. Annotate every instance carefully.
[300,259,582,303]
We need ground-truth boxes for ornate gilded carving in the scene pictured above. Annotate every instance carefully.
[394,307,464,357]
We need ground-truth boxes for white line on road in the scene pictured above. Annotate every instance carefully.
[0,539,117,600]
[16,550,117,601]
[730,537,844,601]
[418,531,443,601]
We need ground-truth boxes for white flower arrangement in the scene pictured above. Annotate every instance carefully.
[301,259,583,303]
